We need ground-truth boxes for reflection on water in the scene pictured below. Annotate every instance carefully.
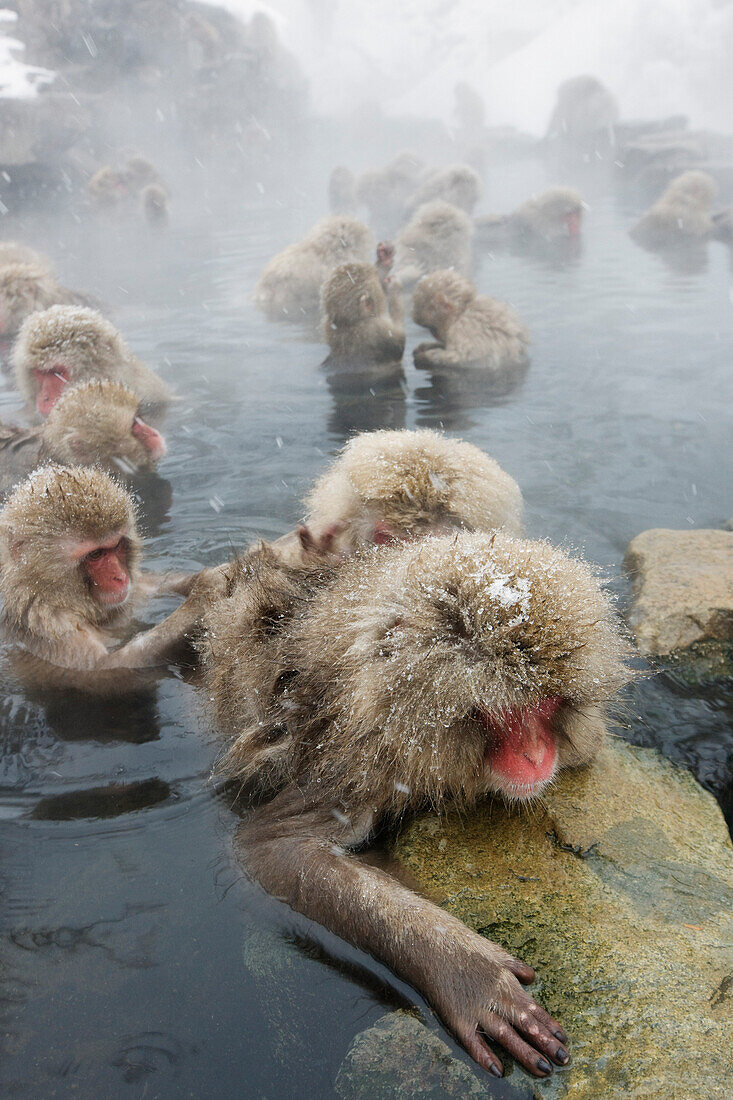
[0,142,731,1098]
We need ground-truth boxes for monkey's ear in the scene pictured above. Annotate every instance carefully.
[359,292,376,317]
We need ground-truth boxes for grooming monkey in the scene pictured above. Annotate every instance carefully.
[0,465,220,674]
[0,380,166,493]
[253,215,375,320]
[197,531,632,1077]
[12,305,173,418]
[412,269,529,373]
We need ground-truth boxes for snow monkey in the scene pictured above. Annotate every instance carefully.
[198,530,632,1076]
[375,239,404,325]
[393,201,473,288]
[404,164,483,218]
[630,171,718,249]
[475,187,585,249]
[0,380,166,493]
[12,305,173,418]
[0,242,51,270]
[320,260,405,366]
[88,157,168,213]
[0,465,220,673]
[253,215,375,320]
[0,263,88,337]
[412,269,529,373]
[299,427,523,558]
[545,75,619,154]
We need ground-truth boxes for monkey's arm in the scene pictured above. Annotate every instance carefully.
[138,570,200,597]
[413,342,461,369]
[237,789,569,1079]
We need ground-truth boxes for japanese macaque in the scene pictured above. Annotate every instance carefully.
[200,530,632,1075]
[375,240,404,325]
[328,166,357,214]
[412,270,529,374]
[0,380,166,492]
[253,215,375,321]
[405,164,483,218]
[0,263,88,337]
[630,171,718,249]
[475,187,585,249]
[545,75,619,155]
[141,184,169,227]
[0,465,219,673]
[355,152,426,230]
[88,157,168,214]
[393,201,473,288]
[12,305,173,418]
[320,261,405,367]
[301,428,523,558]
[0,242,51,271]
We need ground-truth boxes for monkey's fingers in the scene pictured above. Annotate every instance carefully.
[479,1012,555,1078]
[506,956,535,984]
[458,1025,504,1078]
[509,1002,570,1066]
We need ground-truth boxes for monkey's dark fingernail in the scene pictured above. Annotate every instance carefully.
[556,1047,569,1064]
[489,1063,502,1077]
[553,1028,568,1043]
[537,1057,552,1075]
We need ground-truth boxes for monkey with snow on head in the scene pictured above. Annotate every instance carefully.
[320,260,405,367]
[630,170,718,249]
[197,529,632,1077]
[393,201,473,289]
[254,215,375,321]
[475,187,585,250]
[12,305,173,419]
[412,269,529,374]
[0,465,222,675]
[0,380,167,493]
[404,164,482,218]
[0,263,89,337]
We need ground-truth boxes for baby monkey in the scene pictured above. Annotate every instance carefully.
[13,305,173,417]
[412,269,529,373]
[0,380,166,493]
[199,530,632,1077]
[0,465,217,674]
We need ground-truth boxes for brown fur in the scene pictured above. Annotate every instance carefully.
[475,187,585,248]
[207,533,631,1074]
[545,75,619,150]
[304,428,524,553]
[0,262,86,335]
[412,269,529,372]
[254,215,375,320]
[12,305,173,413]
[0,242,51,271]
[405,164,482,217]
[630,171,718,247]
[0,465,212,672]
[89,158,167,213]
[393,201,473,288]
[321,261,405,365]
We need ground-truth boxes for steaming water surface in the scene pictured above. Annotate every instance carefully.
[0,158,731,1097]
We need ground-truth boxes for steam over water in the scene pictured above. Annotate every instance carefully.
[0,1,731,1097]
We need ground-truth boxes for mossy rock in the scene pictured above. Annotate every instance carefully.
[390,740,733,1100]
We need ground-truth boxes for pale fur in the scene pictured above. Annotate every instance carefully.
[12,305,172,411]
[320,261,405,363]
[0,242,51,271]
[393,201,473,287]
[510,187,584,241]
[253,215,375,319]
[630,170,718,247]
[405,164,482,217]
[0,263,86,335]
[304,428,524,551]
[545,75,619,147]
[412,269,529,373]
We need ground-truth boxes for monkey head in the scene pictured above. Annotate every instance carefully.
[376,240,395,272]
[13,305,132,417]
[288,531,632,811]
[123,156,162,192]
[0,263,62,336]
[0,242,51,271]
[514,187,585,240]
[408,200,473,245]
[664,170,717,208]
[0,465,142,636]
[304,428,523,553]
[88,166,130,205]
[412,270,476,339]
[43,380,167,474]
[308,215,375,263]
[321,262,388,331]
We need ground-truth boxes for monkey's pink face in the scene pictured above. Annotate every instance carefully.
[132,416,167,461]
[34,365,70,416]
[75,534,131,607]
[482,697,563,798]
[563,209,582,236]
[377,241,395,269]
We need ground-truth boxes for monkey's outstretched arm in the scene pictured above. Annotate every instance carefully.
[413,342,460,369]
[237,788,570,1080]
[138,570,200,597]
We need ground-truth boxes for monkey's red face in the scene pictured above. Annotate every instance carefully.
[563,209,581,236]
[132,416,167,460]
[482,697,562,797]
[81,536,130,606]
[377,242,395,269]
[34,365,70,416]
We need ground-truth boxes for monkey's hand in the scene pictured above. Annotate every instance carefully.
[413,343,455,369]
[296,523,346,561]
[419,925,569,1079]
